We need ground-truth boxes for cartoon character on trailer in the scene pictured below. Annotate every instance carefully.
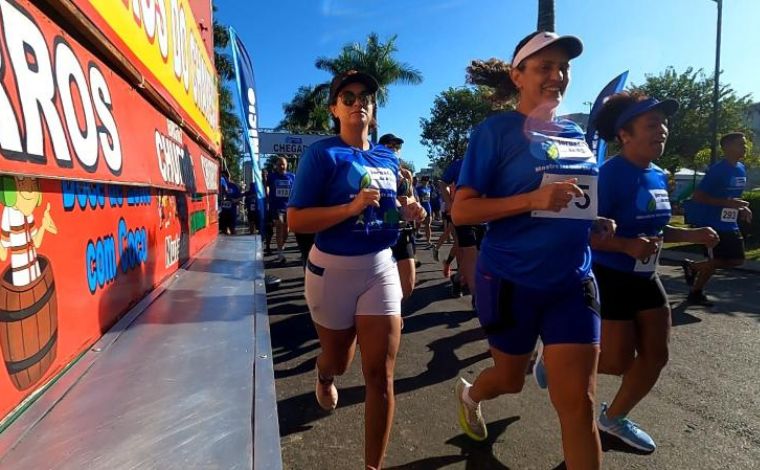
[0,176,59,390]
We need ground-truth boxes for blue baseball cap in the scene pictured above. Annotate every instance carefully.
[614,98,679,133]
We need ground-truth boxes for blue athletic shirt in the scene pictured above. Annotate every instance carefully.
[458,111,598,289]
[592,156,671,277]
[687,159,747,231]
[289,136,401,256]
[268,171,296,212]
[416,185,432,213]
[442,159,463,186]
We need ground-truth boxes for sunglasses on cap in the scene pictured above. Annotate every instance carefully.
[338,90,375,107]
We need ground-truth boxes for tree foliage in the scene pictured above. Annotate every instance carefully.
[630,67,755,173]
[419,87,494,171]
[213,6,243,182]
[278,84,331,132]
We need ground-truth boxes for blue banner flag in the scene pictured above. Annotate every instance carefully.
[229,27,267,232]
[585,71,629,162]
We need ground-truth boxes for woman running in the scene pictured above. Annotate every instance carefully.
[452,31,610,469]
[288,70,425,470]
[590,92,719,452]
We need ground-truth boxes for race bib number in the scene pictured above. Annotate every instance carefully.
[249,203,257,211]
[634,241,663,273]
[422,195,430,202]
[532,173,598,220]
[720,208,738,223]
[221,201,232,209]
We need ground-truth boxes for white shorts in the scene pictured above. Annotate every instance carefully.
[305,246,403,330]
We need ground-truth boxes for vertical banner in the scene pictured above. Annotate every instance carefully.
[585,71,629,162]
[228,27,266,232]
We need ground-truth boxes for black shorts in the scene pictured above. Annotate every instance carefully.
[455,224,485,249]
[392,228,415,261]
[593,263,668,321]
[705,229,745,260]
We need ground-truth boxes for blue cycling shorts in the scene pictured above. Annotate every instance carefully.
[474,260,601,355]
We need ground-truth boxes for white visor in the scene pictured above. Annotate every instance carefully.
[511,32,583,68]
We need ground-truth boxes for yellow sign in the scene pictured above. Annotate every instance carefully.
[80,0,220,150]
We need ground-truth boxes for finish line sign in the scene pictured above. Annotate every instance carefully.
[258,132,329,155]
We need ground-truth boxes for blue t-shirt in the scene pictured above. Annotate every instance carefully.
[289,136,401,256]
[687,159,747,231]
[442,159,463,186]
[458,111,598,289]
[416,185,432,212]
[592,156,672,277]
[221,181,241,212]
[267,172,295,212]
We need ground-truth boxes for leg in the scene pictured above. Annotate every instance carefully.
[396,258,416,300]
[468,348,531,401]
[606,306,671,418]
[424,216,432,244]
[313,323,357,379]
[597,320,636,376]
[458,245,477,290]
[544,344,602,470]
[356,315,402,470]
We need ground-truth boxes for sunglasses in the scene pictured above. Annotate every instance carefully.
[338,90,375,107]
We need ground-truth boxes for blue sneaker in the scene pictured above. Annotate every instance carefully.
[597,403,656,452]
[533,342,548,389]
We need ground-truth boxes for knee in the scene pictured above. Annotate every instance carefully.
[599,352,634,376]
[641,346,669,371]
[550,386,595,417]
[363,365,393,394]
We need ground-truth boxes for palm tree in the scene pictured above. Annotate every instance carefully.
[537,0,555,32]
[314,33,423,141]
[278,84,331,133]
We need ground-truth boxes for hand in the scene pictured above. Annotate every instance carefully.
[400,200,427,222]
[42,203,58,235]
[591,217,616,240]
[347,189,380,216]
[739,206,753,224]
[530,178,584,212]
[692,227,719,248]
[624,236,662,262]
[728,198,750,209]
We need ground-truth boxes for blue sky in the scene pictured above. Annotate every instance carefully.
[216,0,760,171]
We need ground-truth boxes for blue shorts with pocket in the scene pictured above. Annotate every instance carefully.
[474,260,601,355]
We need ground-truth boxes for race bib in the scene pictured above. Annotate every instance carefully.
[221,201,232,209]
[422,195,430,202]
[532,173,598,220]
[249,203,257,211]
[634,241,663,273]
[720,208,738,223]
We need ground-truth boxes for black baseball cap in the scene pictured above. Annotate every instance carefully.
[329,70,380,103]
[379,133,404,146]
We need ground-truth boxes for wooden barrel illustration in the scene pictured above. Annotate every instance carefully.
[0,256,58,391]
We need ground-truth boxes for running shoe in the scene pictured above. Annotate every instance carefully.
[597,403,656,452]
[681,259,695,287]
[455,378,488,441]
[687,290,714,307]
[433,247,440,262]
[315,368,338,411]
[442,261,452,279]
[532,341,548,389]
[450,274,462,298]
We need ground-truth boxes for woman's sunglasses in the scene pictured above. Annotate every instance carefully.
[339,91,375,107]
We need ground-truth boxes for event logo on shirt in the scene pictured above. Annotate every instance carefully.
[636,188,670,213]
[730,177,747,189]
[347,162,373,190]
[531,133,594,162]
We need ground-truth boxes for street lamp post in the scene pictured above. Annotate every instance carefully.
[709,0,723,165]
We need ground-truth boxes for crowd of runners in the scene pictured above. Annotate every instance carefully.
[218,30,752,470]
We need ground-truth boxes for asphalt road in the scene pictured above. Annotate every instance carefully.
[265,230,759,470]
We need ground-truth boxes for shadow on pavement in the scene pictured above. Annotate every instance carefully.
[385,416,520,470]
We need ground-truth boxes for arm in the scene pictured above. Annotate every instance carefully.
[288,189,380,234]
[438,180,453,209]
[590,234,660,261]
[692,189,748,209]
[663,224,719,247]
[451,179,585,226]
